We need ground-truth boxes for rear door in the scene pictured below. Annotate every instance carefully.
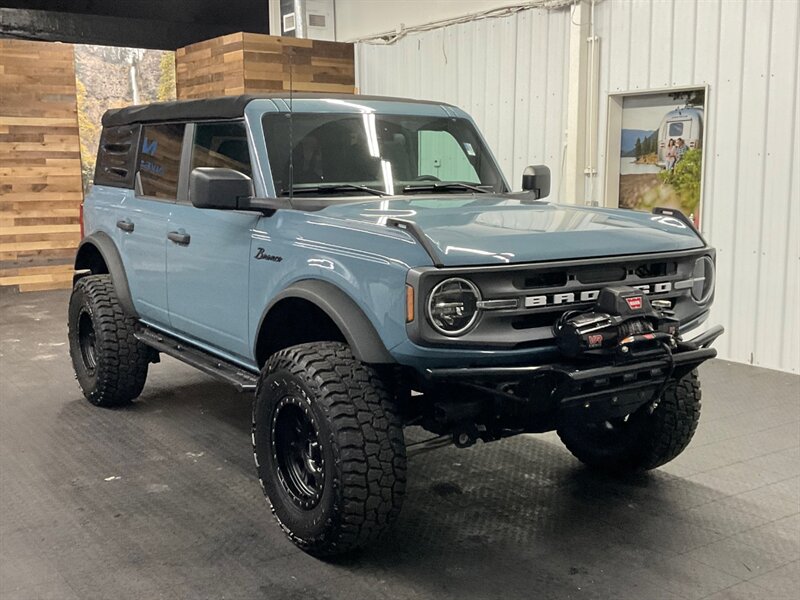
[165,121,258,360]
[118,122,185,326]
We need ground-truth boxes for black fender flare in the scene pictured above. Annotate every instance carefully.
[258,279,394,364]
[73,231,138,317]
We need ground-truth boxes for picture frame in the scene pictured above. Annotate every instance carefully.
[603,84,710,229]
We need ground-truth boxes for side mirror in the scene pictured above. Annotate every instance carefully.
[189,167,254,210]
[521,165,550,199]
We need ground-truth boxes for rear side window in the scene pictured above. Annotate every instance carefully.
[191,122,252,176]
[94,125,140,188]
[138,123,185,199]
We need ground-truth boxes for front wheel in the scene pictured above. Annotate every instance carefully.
[557,371,702,473]
[252,342,406,556]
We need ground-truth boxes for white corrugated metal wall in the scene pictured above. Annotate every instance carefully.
[592,0,799,374]
[356,7,571,192]
[356,0,799,373]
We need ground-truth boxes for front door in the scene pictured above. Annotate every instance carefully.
[165,121,258,360]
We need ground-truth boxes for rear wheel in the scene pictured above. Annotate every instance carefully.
[68,275,151,407]
[252,342,406,556]
[557,371,701,473]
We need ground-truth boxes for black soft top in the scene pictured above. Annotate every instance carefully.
[101,93,449,127]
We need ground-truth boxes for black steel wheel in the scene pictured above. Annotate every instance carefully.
[253,342,406,556]
[272,396,325,509]
[77,309,98,373]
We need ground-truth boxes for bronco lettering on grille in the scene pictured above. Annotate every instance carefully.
[524,281,672,308]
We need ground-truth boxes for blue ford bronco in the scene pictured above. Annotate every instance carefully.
[69,94,722,555]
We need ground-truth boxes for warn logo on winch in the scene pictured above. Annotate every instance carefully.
[587,334,604,347]
[626,296,643,310]
[524,281,672,308]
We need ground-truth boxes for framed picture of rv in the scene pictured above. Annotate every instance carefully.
[604,86,708,228]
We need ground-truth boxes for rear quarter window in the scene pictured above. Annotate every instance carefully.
[94,125,140,188]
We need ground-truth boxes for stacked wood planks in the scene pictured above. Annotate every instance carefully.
[0,40,83,292]
[176,32,355,99]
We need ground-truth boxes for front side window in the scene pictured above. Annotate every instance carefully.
[138,123,185,199]
[191,122,252,176]
[262,113,505,196]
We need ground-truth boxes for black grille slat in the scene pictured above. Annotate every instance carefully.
[511,313,560,330]
[576,266,626,284]
[516,271,567,289]
[635,261,677,279]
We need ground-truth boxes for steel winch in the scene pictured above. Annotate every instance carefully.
[553,286,680,362]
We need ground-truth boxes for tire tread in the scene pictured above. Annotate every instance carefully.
[254,342,406,555]
[557,371,701,472]
[68,275,150,406]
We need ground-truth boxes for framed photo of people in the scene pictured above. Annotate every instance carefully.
[604,86,708,228]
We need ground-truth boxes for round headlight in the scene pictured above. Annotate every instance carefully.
[426,278,481,336]
[691,256,715,303]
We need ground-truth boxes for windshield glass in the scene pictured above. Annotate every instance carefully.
[262,112,506,196]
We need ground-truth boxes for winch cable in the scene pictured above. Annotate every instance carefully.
[647,341,676,414]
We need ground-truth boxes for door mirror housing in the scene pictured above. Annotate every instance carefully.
[189,167,254,210]
[521,165,551,199]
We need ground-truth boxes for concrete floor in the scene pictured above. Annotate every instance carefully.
[0,290,798,600]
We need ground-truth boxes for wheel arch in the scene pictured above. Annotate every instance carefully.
[73,232,138,317]
[254,280,394,367]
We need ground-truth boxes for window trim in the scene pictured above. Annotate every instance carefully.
[176,123,194,204]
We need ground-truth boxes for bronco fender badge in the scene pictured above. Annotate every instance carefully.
[254,248,283,262]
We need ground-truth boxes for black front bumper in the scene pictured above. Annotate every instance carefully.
[424,325,723,423]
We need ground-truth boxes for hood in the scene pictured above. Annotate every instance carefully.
[317,196,705,266]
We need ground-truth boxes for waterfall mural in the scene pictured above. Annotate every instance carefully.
[73,45,176,192]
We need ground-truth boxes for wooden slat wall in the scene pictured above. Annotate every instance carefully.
[176,32,355,99]
[0,40,83,293]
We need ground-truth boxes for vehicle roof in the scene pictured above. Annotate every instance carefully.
[101,93,455,127]
[663,106,704,119]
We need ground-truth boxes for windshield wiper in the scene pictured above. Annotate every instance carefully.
[280,184,389,197]
[402,182,490,194]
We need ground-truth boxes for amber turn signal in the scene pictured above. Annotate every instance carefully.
[405,285,415,322]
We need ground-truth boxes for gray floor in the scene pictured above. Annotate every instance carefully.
[0,290,798,600]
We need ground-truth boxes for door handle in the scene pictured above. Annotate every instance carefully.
[167,230,191,245]
[116,219,134,233]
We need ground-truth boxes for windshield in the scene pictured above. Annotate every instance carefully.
[262,112,506,196]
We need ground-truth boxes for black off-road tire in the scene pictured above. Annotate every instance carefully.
[68,274,150,407]
[252,342,406,556]
[557,370,701,473]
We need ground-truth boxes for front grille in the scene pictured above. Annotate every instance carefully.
[408,249,709,349]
